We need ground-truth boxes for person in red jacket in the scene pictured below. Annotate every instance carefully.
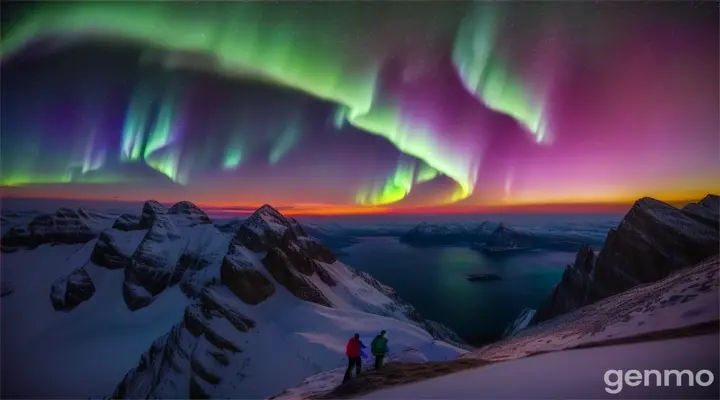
[342,333,366,382]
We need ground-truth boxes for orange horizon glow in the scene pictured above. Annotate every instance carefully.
[1,189,712,216]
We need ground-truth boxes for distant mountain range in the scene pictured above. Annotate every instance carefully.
[399,219,610,254]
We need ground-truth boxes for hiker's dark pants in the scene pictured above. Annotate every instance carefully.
[374,354,385,369]
[343,356,361,382]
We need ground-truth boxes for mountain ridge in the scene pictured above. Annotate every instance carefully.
[0,199,468,398]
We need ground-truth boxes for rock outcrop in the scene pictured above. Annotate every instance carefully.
[530,195,719,325]
[215,218,245,234]
[123,214,184,310]
[139,200,167,229]
[0,208,99,251]
[263,246,333,307]
[502,308,536,338]
[220,243,276,305]
[167,201,212,226]
[113,286,258,399]
[233,204,305,252]
[50,266,96,311]
[218,205,340,307]
[112,213,142,231]
[91,230,142,269]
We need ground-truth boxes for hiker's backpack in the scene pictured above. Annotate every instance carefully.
[371,336,387,354]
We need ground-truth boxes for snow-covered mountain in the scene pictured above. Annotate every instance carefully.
[399,222,500,246]
[400,221,596,253]
[0,206,115,252]
[526,195,719,326]
[0,201,466,398]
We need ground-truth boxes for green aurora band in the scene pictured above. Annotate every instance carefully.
[1,2,548,205]
[452,3,550,144]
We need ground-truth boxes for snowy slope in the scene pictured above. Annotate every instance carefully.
[477,255,719,361]
[274,255,719,399]
[0,201,466,399]
[359,334,718,399]
[0,241,189,398]
[115,287,468,399]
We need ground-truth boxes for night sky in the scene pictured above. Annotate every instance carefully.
[1,1,718,214]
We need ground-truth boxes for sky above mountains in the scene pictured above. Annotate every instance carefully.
[1,1,718,214]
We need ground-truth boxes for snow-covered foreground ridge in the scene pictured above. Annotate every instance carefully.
[274,255,719,400]
[0,200,467,398]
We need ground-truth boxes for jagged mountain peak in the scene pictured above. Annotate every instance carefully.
[55,207,81,219]
[246,203,289,226]
[234,203,308,252]
[167,200,202,213]
[256,203,282,215]
[633,196,669,209]
[167,200,212,225]
[625,195,717,243]
[142,199,166,211]
[492,222,516,233]
[140,199,167,229]
[414,221,431,228]
[699,194,719,208]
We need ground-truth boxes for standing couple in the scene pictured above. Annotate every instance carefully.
[342,331,389,383]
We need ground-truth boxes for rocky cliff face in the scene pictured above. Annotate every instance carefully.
[123,214,185,310]
[50,266,96,311]
[530,195,719,326]
[53,200,230,312]
[502,308,536,338]
[139,200,167,229]
[167,201,212,226]
[112,213,142,231]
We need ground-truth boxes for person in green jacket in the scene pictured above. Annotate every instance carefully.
[370,330,389,369]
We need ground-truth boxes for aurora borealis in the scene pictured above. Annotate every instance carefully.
[1,1,718,213]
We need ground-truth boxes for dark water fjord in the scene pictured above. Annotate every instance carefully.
[338,237,573,346]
